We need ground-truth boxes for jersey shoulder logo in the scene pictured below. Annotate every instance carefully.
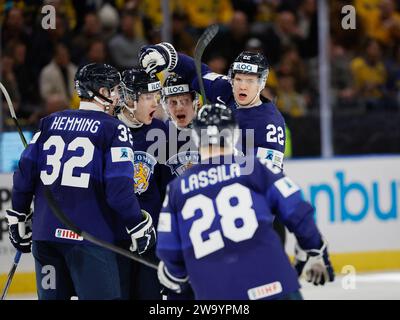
[166,151,200,176]
[134,151,157,194]
[216,96,226,104]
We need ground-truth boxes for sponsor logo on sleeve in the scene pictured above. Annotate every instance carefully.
[256,147,284,168]
[111,147,134,164]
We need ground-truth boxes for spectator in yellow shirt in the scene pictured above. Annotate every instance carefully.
[138,0,183,29]
[276,74,308,118]
[359,0,400,48]
[182,0,233,35]
[350,39,387,109]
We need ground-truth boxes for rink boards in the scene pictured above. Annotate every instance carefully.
[1,155,399,294]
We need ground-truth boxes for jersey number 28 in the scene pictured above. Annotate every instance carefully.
[182,183,259,259]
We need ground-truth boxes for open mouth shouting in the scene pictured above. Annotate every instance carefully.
[238,93,248,102]
[149,110,156,120]
[176,114,186,122]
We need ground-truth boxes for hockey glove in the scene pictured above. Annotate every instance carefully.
[158,261,190,295]
[294,239,335,286]
[126,209,156,255]
[139,42,178,75]
[5,209,33,253]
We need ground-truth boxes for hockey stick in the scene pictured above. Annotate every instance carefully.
[0,82,26,300]
[43,188,157,270]
[0,251,21,300]
[0,82,28,147]
[193,24,219,105]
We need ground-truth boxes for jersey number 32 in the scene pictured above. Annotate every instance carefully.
[40,135,94,188]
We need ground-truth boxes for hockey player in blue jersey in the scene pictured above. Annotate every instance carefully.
[140,44,288,244]
[115,68,173,299]
[158,73,199,300]
[139,43,285,169]
[5,63,156,300]
[162,73,200,177]
[162,73,199,130]
[156,103,334,300]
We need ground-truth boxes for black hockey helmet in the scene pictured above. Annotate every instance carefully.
[74,63,121,101]
[228,51,269,82]
[192,103,238,147]
[121,68,161,102]
[117,68,161,128]
[161,73,199,128]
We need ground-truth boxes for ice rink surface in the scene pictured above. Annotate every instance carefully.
[5,271,400,300]
[301,271,400,300]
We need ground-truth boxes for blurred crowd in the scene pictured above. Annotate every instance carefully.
[1,0,400,130]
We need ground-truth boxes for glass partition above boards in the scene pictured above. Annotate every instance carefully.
[0,131,33,173]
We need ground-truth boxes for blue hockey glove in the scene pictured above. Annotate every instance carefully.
[157,261,190,295]
[294,239,335,286]
[5,209,33,253]
[139,42,178,75]
[126,209,156,255]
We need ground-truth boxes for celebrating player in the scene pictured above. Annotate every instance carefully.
[115,68,172,299]
[5,63,156,300]
[139,42,287,245]
[156,103,334,300]
[139,43,286,169]
[161,73,200,177]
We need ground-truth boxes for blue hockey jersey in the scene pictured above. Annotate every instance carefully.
[173,54,286,168]
[165,120,199,177]
[12,106,143,244]
[157,155,322,300]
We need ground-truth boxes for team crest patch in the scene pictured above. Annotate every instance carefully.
[166,151,200,176]
[134,151,157,194]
